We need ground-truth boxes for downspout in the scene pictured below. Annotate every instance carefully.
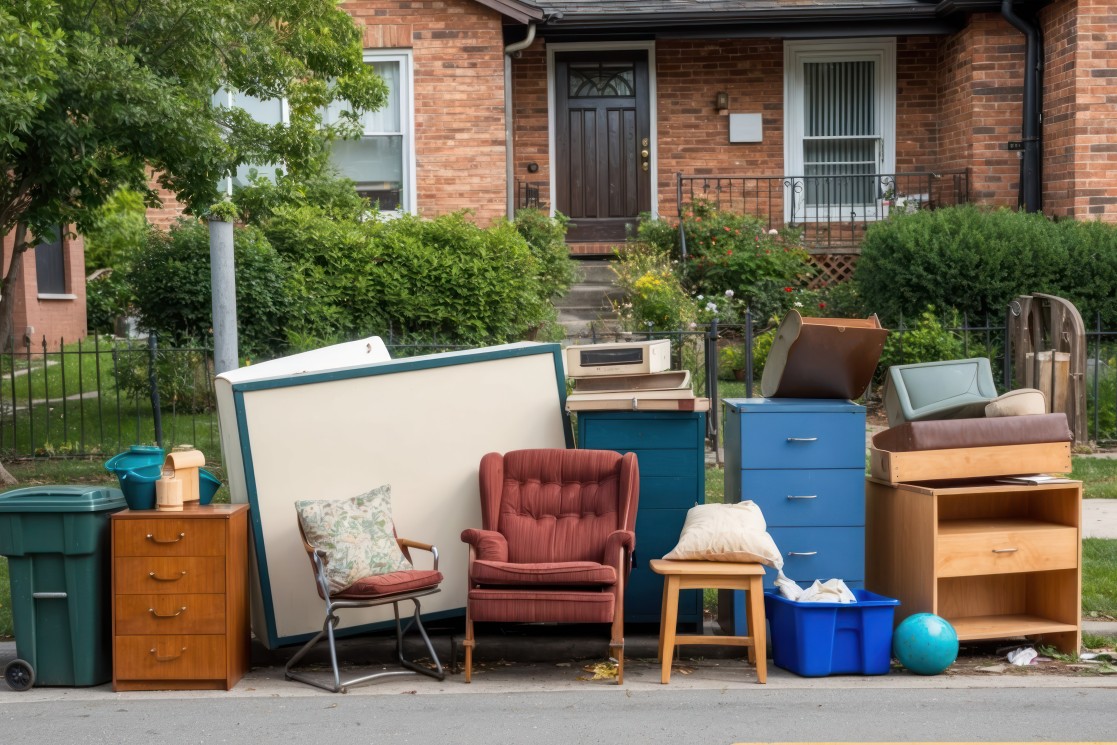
[505,23,537,219]
[1001,0,1043,213]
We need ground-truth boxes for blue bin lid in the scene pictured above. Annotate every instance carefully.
[0,485,127,513]
[105,445,165,473]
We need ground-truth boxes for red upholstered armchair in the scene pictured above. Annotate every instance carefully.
[460,448,639,684]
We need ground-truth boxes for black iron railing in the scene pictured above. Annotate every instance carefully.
[515,181,546,211]
[676,170,971,253]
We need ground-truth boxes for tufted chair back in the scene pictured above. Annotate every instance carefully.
[478,448,639,564]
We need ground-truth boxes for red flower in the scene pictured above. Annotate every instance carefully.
[784,287,793,293]
[819,302,827,309]
[727,250,732,256]
[724,226,731,232]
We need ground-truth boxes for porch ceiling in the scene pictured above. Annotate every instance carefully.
[519,0,1053,38]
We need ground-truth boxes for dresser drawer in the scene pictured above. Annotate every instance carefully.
[738,468,865,526]
[935,521,1079,577]
[769,526,864,584]
[738,412,864,470]
[114,635,226,681]
[580,414,702,451]
[115,594,226,635]
[114,518,226,557]
[115,557,226,594]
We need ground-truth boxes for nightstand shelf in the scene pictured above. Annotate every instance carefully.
[866,478,1081,654]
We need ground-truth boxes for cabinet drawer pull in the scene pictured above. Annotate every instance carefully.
[786,437,818,443]
[146,532,186,544]
[150,647,187,662]
[787,494,818,500]
[787,551,818,557]
[149,606,187,618]
[992,547,1019,554]
[148,570,187,582]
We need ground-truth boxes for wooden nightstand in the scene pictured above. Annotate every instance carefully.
[111,503,250,691]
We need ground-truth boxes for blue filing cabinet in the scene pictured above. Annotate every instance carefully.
[576,410,706,625]
[722,398,866,632]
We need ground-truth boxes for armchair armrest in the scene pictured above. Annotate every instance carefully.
[460,528,508,562]
[398,537,440,571]
[603,529,636,573]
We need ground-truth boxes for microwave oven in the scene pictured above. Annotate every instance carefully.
[564,339,671,377]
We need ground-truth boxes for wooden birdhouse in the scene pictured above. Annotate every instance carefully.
[163,449,206,503]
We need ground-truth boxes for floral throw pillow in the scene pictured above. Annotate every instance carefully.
[296,484,412,594]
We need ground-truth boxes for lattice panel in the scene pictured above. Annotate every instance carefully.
[807,252,859,288]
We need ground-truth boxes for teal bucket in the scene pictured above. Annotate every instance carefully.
[118,470,158,510]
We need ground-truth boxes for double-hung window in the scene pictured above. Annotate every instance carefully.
[34,226,67,295]
[212,90,288,194]
[784,39,895,223]
[326,50,414,214]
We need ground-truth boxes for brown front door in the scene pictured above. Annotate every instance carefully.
[555,51,651,243]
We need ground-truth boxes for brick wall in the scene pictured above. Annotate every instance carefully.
[939,14,1028,207]
[1042,0,1117,220]
[343,0,510,224]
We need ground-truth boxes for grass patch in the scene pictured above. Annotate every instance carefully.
[1083,538,1117,617]
[705,464,724,504]
[1083,631,1117,650]
[1072,458,1117,499]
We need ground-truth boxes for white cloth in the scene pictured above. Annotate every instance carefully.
[795,578,857,604]
[775,570,803,600]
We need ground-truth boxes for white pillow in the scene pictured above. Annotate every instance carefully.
[295,483,412,594]
[663,502,783,569]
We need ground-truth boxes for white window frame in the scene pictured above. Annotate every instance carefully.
[325,49,416,216]
[783,38,896,224]
[213,90,290,196]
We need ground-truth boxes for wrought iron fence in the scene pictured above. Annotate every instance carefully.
[4,308,1114,461]
[676,170,971,252]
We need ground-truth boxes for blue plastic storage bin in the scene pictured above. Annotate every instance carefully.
[765,589,900,677]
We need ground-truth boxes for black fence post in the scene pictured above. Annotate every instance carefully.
[148,333,163,448]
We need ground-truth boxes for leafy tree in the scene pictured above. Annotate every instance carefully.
[0,0,387,350]
[0,0,386,482]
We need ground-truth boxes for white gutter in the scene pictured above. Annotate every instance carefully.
[504,23,536,218]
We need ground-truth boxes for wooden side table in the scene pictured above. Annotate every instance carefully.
[649,559,766,684]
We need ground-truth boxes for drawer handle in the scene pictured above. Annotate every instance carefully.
[787,494,818,500]
[992,547,1019,554]
[149,606,187,618]
[787,551,818,557]
[146,532,186,544]
[148,570,187,582]
[150,647,187,662]
[786,437,818,443]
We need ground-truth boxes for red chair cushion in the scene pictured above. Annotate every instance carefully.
[333,569,443,599]
[467,588,615,624]
[471,560,616,586]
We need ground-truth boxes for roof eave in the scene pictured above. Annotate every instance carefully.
[475,0,544,25]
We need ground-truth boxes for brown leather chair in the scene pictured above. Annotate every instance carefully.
[460,448,639,684]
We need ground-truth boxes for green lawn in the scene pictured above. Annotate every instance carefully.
[1084,538,1117,617]
[1073,458,1117,499]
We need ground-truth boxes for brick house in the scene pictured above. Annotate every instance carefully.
[1,228,87,352]
[152,0,1114,254]
[254,0,1104,257]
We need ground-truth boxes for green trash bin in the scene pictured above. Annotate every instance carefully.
[0,485,126,689]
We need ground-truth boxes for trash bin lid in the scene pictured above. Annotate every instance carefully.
[0,485,126,513]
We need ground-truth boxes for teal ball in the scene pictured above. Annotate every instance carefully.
[892,613,959,675]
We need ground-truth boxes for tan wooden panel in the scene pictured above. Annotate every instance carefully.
[113,635,226,681]
[115,594,226,635]
[935,521,1079,576]
[870,442,1071,484]
[114,557,226,594]
[113,517,226,557]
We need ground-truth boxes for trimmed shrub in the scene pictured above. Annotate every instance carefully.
[514,208,578,301]
[855,205,1068,325]
[127,220,292,359]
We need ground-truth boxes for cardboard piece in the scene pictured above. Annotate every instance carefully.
[761,311,888,399]
[215,339,571,649]
[163,449,205,503]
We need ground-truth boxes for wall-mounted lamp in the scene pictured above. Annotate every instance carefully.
[715,92,729,116]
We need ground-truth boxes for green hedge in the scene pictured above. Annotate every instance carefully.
[855,205,1117,327]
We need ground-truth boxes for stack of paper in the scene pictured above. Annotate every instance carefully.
[564,348,709,412]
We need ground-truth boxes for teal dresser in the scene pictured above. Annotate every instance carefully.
[576,411,706,625]
[722,398,866,633]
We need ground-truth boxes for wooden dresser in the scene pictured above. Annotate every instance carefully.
[866,478,1081,654]
[111,503,250,691]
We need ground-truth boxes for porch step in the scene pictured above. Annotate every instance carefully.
[554,260,625,339]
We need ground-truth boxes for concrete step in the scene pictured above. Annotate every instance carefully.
[575,260,618,285]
